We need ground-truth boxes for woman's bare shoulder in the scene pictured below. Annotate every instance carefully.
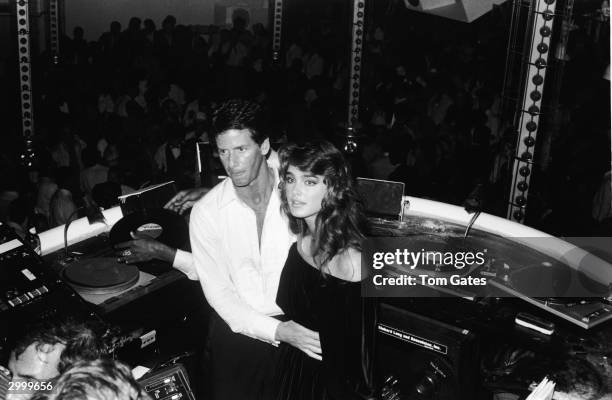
[330,248,362,282]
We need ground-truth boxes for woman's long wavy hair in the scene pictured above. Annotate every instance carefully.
[278,140,367,270]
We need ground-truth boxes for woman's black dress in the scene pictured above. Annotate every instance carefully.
[274,243,372,400]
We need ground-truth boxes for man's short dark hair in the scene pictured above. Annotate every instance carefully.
[13,319,105,375]
[211,99,267,145]
[31,359,150,400]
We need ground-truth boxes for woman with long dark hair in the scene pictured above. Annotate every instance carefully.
[274,140,374,400]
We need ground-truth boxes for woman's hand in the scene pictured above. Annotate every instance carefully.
[275,320,322,361]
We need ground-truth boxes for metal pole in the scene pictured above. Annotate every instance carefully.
[345,0,366,153]
[272,0,283,63]
[49,0,60,64]
[506,0,558,223]
[16,0,36,168]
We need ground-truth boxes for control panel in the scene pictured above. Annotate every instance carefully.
[0,236,97,353]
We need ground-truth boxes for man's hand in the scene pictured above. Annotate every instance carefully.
[164,188,210,215]
[115,237,176,264]
[275,320,322,361]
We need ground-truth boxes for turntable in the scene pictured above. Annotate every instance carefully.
[61,257,146,296]
[489,262,612,329]
[49,207,191,315]
[63,258,139,294]
[371,197,612,399]
[57,255,159,311]
[25,202,207,372]
[369,197,612,329]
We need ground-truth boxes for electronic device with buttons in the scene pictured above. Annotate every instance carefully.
[138,363,196,400]
[0,233,98,356]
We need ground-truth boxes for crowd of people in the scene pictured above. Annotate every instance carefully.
[0,5,609,237]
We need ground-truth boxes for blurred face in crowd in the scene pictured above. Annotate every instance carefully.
[9,343,64,381]
[253,58,263,73]
[138,80,148,96]
[395,65,406,77]
[374,27,384,41]
[216,129,269,188]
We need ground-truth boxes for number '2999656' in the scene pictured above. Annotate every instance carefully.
[8,379,54,394]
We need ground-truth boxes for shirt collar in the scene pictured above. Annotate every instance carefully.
[218,150,280,209]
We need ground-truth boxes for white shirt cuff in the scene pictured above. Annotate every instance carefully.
[261,316,281,346]
[172,249,197,280]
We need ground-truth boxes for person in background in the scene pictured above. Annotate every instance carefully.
[49,167,79,228]
[5,199,29,240]
[91,181,121,210]
[3,320,105,400]
[35,168,59,223]
[80,147,109,203]
[30,359,150,400]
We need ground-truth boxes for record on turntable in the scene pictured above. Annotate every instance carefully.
[109,208,188,249]
[508,262,609,300]
[63,257,140,295]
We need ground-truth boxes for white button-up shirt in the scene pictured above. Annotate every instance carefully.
[189,155,295,344]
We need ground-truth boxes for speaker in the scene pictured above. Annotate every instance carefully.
[376,303,479,400]
[402,0,504,23]
[403,0,455,11]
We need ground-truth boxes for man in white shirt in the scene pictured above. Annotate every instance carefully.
[189,99,320,399]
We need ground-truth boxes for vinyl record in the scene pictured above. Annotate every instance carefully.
[63,257,139,295]
[110,208,188,249]
[509,262,607,301]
